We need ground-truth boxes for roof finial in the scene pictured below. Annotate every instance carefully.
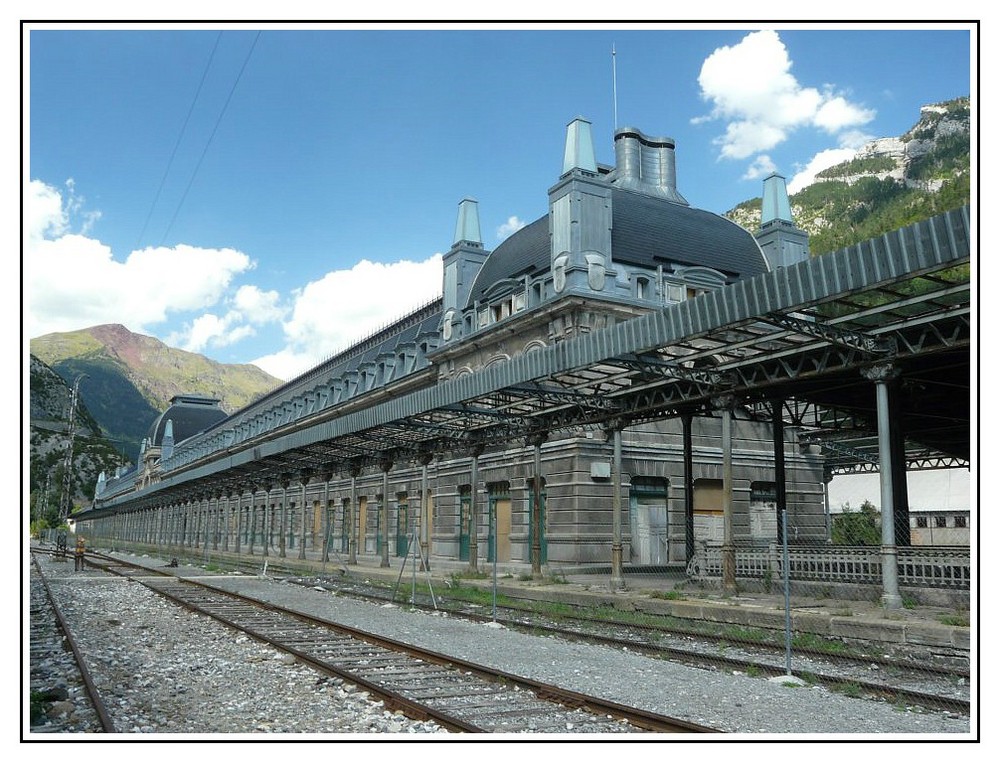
[761,173,793,225]
[453,197,482,247]
[562,117,597,175]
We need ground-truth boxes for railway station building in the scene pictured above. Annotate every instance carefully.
[83,116,970,607]
[90,118,828,572]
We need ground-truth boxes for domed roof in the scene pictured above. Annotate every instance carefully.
[146,394,227,447]
[466,188,768,308]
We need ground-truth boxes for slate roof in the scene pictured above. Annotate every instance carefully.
[466,187,768,307]
[147,396,228,447]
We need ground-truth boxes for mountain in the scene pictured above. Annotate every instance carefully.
[29,354,125,525]
[30,324,282,461]
[726,96,970,255]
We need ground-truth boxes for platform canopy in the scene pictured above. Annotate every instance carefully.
[89,207,971,513]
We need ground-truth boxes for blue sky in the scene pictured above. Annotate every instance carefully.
[25,22,974,383]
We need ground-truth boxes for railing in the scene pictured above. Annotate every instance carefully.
[688,542,971,590]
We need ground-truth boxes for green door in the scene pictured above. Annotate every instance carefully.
[459,487,472,561]
[527,480,547,565]
[340,498,350,553]
[395,495,409,556]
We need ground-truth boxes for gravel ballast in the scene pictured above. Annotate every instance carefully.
[28,552,974,738]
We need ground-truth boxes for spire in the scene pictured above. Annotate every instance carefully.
[755,172,809,268]
[453,197,482,247]
[161,419,175,460]
[562,117,597,175]
[761,173,793,225]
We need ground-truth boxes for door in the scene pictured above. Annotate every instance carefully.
[340,498,350,552]
[527,479,547,565]
[629,478,669,564]
[693,479,724,542]
[488,483,512,563]
[395,494,409,557]
[359,496,370,553]
[459,486,471,561]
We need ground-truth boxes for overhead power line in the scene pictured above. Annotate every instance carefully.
[159,30,263,247]
[134,31,223,252]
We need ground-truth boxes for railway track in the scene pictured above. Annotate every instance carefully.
[280,572,971,716]
[75,551,718,734]
[29,553,116,733]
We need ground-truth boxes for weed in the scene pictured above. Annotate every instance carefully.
[29,692,47,725]
[762,569,773,593]
[835,681,863,698]
[798,671,819,686]
[745,664,762,678]
[650,590,684,601]
[938,613,970,627]
[902,596,918,610]
[792,632,850,655]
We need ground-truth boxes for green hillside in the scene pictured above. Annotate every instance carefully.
[30,324,282,463]
[29,355,126,529]
[727,96,970,256]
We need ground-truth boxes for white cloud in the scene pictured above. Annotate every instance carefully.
[496,216,526,241]
[262,256,444,381]
[696,30,875,169]
[742,155,777,181]
[814,95,876,133]
[233,284,284,324]
[26,179,254,338]
[786,147,858,194]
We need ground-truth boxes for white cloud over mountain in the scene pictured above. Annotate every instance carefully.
[696,30,875,175]
[27,179,443,382]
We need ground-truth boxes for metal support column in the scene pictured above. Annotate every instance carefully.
[262,490,270,558]
[683,413,694,564]
[527,432,546,575]
[279,480,288,558]
[610,424,625,591]
[234,491,242,555]
[299,472,310,561]
[864,363,904,610]
[469,446,482,573]
[419,453,433,571]
[715,396,737,593]
[772,398,787,546]
[381,458,392,568]
[321,468,333,563]
[349,466,359,565]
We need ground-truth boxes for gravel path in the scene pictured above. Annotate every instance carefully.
[28,552,974,738]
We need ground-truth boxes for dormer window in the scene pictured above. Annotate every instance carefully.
[491,297,514,322]
[636,276,651,300]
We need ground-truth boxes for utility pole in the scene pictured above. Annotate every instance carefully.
[58,374,86,524]
[36,473,49,523]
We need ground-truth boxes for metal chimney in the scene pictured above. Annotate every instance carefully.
[611,127,688,205]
